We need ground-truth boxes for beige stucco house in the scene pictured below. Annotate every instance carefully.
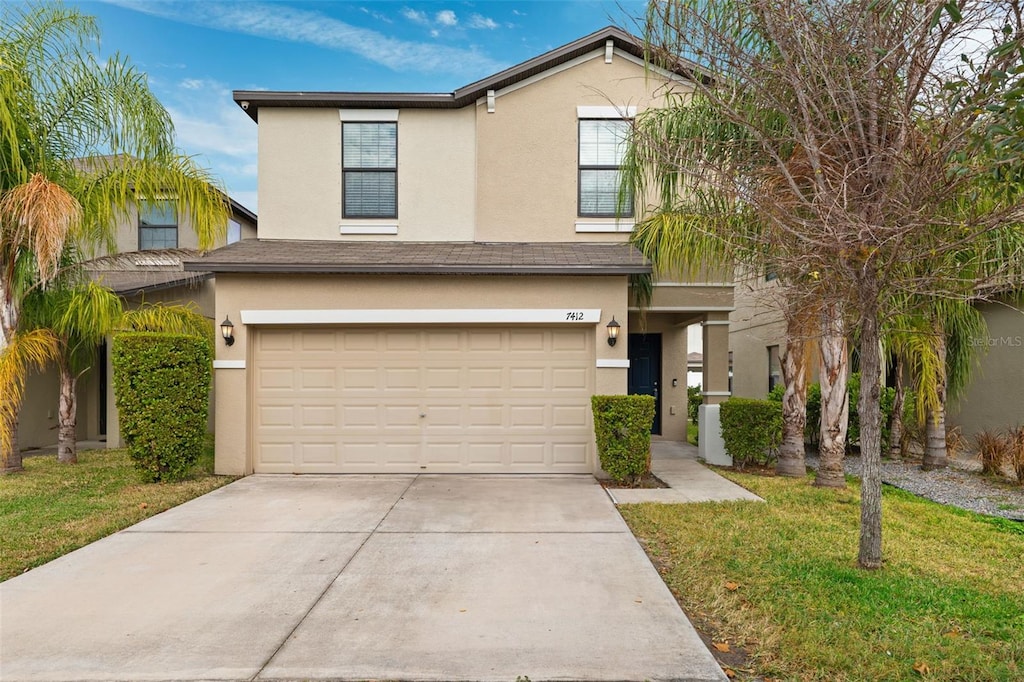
[17,190,257,451]
[729,274,1024,443]
[186,27,734,476]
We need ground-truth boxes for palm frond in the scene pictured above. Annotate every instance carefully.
[0,328,58,453]
[120,302,214,348]
[0,173,81,283]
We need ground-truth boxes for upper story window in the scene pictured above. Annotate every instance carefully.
[578,119,633,218]
[138,200,177,250]
[343,122,397,219]
[227,218,241,245]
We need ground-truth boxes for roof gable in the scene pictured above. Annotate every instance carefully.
[234,26,701,122]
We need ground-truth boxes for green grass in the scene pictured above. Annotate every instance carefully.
[0,446,236,581]
[687,421,699,445]
[619,472,1024,681]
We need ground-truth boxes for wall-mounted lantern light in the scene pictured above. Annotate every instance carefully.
[220,316,235,346]
[606,317,620,347]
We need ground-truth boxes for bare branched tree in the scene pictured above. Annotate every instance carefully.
[626,0,1024,568]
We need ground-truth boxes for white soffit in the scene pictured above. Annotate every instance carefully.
[339,109,399,121]
[241,309,603,325]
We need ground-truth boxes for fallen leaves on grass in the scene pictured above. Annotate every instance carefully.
[713,641,731,653]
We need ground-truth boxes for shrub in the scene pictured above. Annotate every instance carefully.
[112,332,212,482]
[1008,427,1024,486]
[687,384,703,423]
[975,430,1008,476]
[719,397,782,469]
[591,395,656,485]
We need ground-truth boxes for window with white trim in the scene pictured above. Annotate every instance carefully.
[342,122,397,219]
[138,200,177,250]
[578,119,633,218]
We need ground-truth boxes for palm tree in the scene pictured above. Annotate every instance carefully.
[21,276,213,464]
[1,3,228,472]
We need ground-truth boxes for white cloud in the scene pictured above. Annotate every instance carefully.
[103,1,504,76]
[435,10,458,27]
[512,9,526,17]
[360,6,392,24]
[468,14,499,30]
[401,7,429,25]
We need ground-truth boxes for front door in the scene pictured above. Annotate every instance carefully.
[627,333,661,435]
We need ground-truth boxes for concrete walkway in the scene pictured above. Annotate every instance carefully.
[606,441,764,504]
[0,474,726,682]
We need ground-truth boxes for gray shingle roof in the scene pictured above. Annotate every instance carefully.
[182,240,651,275]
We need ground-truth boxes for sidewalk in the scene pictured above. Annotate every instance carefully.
[606,440,764,504]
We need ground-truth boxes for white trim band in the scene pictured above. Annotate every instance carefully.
[241,308,603,325]
[628,306,735,313]
[339,223,399,235]
[339,109,399,121]
[576,105,637,119]
[702,391,732,397]
[596,359,630,368]
[213,360,246,369]
[701,320,731,326]
[575,220,635,233]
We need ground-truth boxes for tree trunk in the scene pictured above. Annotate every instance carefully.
[815,303,848,488]
[889,355,905,460]
[858,310,884,570]
[57,361,78,464]
[1,409,24,474]
[776,326,808,477]
[922,327,948,470]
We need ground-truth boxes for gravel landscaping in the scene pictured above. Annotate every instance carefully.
[805,453,1024,521]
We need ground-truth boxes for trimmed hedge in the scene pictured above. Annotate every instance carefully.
[591,394,656,485]
[720,397,782,469]
[112,332,212,482]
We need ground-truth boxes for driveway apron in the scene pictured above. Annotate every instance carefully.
[0,474,726,682]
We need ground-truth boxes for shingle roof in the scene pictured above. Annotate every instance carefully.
[182,240,651,275]
[233,26,705,121]
[86,250,212,296]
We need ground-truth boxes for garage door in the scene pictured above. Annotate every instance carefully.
[252,327,595,473]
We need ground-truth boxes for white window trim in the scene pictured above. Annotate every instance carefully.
[576,105,637,119]
[340,223,399,235]
[575,220,635,233]
[240,309,602,325]
[339,109,399,122]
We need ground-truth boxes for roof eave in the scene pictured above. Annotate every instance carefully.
[182,263,650,276]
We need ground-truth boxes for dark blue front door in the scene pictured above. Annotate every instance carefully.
[627,333,661,435]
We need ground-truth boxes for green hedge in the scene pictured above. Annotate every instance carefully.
[591,394,656,485]
[112,332,212,482]
[687,384,703,423]
[720,397,782,468]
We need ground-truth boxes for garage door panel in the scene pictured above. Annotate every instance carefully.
[253,326,594,473]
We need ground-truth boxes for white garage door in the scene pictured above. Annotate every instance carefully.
[252,327,595,473]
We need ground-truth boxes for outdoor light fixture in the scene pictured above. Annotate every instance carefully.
[220,316,235,346]
[606,317,620,347]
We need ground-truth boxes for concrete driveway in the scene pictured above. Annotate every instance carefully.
[0,475,726,682]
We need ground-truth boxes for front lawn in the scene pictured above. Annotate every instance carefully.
[0,447,236,581]
[620,472,1024,681]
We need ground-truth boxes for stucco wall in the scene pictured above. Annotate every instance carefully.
[729,274,789,399]
[475,50,692,243]
[949,297,1024,441]
[212,273,630,474]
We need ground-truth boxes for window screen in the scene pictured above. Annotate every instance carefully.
[343,122,397,218]
[579,119,633,217]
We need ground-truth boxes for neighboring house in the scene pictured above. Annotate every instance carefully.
[17,189,257,451]
[185,27,734,476]
[729,275,1024,443]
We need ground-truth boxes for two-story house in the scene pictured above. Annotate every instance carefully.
[18,182,257,451]
[187,27,734,476]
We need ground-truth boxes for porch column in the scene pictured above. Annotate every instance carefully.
[699,313,732,465]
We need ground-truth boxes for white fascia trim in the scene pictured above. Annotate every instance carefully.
[654,282,734,287]
[702,391,732,397]
[596,358,630,368]
[702,320,732,326]
[575,220,635,233]
[340,223,399,235]
[628,306,736,312]
[241,308,603,325]
[576,105,637,119]
[339,109,399,122]
[213,360,246,369]
[616,49,696,86]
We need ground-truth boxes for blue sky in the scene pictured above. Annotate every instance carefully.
[65,1,648,213]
